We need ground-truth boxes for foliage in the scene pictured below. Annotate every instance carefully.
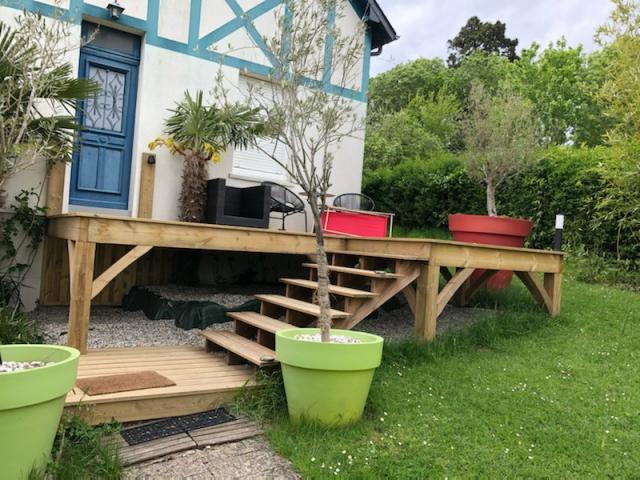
[0,190,47,306]
[367,58,448,116]
[509,40,612,146]
[460,83,539,216]
[151,90,265,222]
[43,415,122,479]
[0,302,45,344]
[447,16,519,67]
[443,51,512,105]
[0,12,98,206]
[364,146,637,263]
[591,141,640,260]
[363,154,484,228]
[596,0,640,142]
[216,0,366,341]
[250,278,640,477]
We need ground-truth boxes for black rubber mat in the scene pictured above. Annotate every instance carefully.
[120,408,236,446]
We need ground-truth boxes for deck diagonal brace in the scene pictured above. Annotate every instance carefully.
[436,267,475,317]
[91,245,154,300]
[515,271,553,314]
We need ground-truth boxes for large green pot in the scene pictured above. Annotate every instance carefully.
[0,344,80,480]
[276,328,383,425]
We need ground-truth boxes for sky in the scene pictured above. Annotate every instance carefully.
[371,0,616,75]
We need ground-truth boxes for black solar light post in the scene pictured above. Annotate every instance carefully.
[554,214,565,252]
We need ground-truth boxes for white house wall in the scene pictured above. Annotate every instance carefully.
[1,0,372,309]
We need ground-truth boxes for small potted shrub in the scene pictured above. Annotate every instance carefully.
[449,82,539,288]
[0,343,80,478]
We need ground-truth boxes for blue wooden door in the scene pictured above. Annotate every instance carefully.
[70,24,140,210]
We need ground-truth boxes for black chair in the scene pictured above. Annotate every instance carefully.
[262,181,308,231]
[333,193,375,211]
[205,178,270,228]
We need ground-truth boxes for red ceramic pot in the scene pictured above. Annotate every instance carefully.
[448,213,534,290]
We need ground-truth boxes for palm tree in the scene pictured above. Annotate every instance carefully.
[0,15,100,205]
[151,90,265,222]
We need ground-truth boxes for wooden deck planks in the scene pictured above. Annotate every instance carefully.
[65,346,257,424]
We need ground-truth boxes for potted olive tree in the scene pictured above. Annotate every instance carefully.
[150,90,265,222]
[449,82,539,289]
[216,0,383,425]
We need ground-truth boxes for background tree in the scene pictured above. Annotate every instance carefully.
[460,83,539,216]
[509,40,612,146]
[447,16,519,67]
[216,0,365,342]
[151,90,264,222]
[596,0,640,142]
[367,58,447,116]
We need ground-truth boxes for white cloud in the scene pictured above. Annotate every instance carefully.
[371,0,616,75]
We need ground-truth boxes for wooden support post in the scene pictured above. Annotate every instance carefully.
[67,240,96,354]
[46,161,66,215]
[415,262,440,342]
[544,272,562,316]
[138,153,156,219]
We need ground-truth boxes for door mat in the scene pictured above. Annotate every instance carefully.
[120,408,236,446]
[76,371,175,396]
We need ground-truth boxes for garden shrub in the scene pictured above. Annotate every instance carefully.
[363,146,636,264]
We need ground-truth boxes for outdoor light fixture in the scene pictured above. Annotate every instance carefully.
[106,1,125,20]
[554,214,565,251]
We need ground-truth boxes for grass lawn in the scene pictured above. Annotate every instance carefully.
[239,274,640,478]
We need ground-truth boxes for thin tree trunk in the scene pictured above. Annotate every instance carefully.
[309,195,332,342]
[486,177,497,217]
[180,150,209,223]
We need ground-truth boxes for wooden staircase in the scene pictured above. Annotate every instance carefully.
[200,250,422,367]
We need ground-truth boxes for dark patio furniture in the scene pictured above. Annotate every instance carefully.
[205,178,270,228]
[262,181,308,231]
[333,193,375,211]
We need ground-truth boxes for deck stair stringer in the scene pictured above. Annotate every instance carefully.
[201,251,426,367]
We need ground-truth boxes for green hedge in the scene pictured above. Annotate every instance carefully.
[364,146,636,261]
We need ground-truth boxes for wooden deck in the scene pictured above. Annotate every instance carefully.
[64,346,256,424]
[47,213,564,354]
[47,213,565,423]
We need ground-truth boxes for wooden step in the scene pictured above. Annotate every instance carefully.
[302,263,403,279]
[200,331,277,367]
[280,278,377,298]
[227,311,292,334]
[328,249,421,261]
[255,294,351,319]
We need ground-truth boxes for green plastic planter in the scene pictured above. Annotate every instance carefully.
[0,344,80,480]
[276,328,383,425]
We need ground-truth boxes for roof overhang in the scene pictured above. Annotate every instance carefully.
[356,0,398,50]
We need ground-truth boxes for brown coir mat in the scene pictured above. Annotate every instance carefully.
[76,371,175,396]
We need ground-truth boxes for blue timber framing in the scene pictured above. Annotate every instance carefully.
[1,0,388,102]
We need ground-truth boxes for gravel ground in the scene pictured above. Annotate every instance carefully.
[123,437,299,480]
[28,306,233,349]
[145,284,283,307]
[29,298,488,349]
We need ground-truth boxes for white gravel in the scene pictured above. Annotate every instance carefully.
[0,361,54,373]
[294,333,363,344]
[27,306,232,349]
[145,284,281,307]
[27,287,489,349]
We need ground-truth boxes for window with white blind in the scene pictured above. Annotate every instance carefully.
[232,137,289,181]
[232,76,289,182]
